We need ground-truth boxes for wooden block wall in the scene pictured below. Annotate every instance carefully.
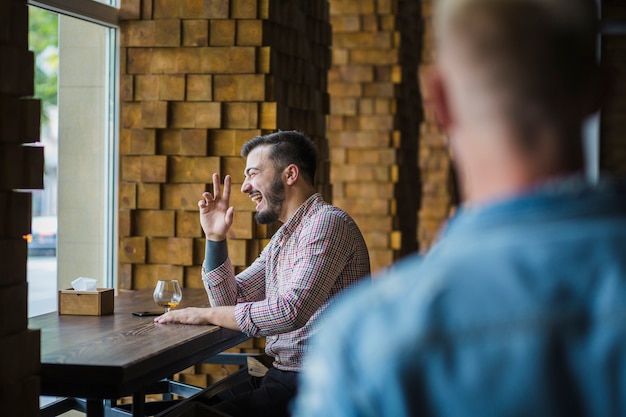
[393,0,423,257]
[600,2,626,177]
[265,0,332,196]
[416,0,457,251]
[119,0,330,388]
[327,0,422,271]
[0,0,42,415]
[119,0,331,292]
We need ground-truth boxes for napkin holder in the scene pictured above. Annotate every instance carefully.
[58,288,114,315]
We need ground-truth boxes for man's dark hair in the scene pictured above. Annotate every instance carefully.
[241,131,318,186]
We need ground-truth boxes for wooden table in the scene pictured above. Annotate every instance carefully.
[29,288,248,417]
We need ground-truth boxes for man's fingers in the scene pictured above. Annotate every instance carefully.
[212,173,221,199]
[198,192,213,209]
[155,310,183,324]
[154,314,169,323]
[222,175,232,203]
[210,173,231,204]
[225,206,235,227]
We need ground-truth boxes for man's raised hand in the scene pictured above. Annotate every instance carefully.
[198,173,235,241]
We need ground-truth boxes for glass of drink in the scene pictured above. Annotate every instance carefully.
[153,280,182,313]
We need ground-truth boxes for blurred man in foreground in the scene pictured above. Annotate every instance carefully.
[293,0,626,415]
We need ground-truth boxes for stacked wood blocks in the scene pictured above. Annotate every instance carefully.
[0,0,42,415]
[600,4,626,177]
[327,0,408,271]
[119,0,331,290]
[266,0,333,198]
[416,0,457,251]
[119,0,329,394]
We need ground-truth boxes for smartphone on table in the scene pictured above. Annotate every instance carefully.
[132,311,162,317]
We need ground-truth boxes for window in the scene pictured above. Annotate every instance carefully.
[27,0,118,317]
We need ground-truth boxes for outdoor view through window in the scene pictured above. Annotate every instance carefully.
[27,6,58,317]
[27,5,117,318]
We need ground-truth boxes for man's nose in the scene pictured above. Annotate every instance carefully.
[241,180,251,194]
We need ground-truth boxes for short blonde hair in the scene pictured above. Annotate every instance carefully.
[435,0,598,135]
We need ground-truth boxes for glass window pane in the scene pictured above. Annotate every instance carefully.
[27,6,117,318]
[28,6,59,317]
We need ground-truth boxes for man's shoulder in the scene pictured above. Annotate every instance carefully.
[328,224,626,344]
[304,198,362,231]
[319,254,440,340]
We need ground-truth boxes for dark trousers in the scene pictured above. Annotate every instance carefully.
[202,368,299,417]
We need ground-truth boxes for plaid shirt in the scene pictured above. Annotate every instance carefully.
[202,193,370,371]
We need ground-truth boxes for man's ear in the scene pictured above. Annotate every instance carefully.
[428,68,453,129]
[284,164,299,185]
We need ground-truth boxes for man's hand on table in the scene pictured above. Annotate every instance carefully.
[154,305,240,331]
[154,307,212,325]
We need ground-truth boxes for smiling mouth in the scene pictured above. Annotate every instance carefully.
[250,193,262,209]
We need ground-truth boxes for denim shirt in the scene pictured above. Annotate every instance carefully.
[293,178,626,417]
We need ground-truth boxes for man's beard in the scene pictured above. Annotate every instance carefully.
[254,174,285,224]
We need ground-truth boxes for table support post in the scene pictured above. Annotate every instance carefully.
[132,390,145,417]
[162,376,174,401]
[86,399,105,417]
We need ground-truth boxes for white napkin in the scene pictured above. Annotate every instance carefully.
[71,277,98,291]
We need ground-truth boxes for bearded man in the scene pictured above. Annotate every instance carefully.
[156,130,370,417]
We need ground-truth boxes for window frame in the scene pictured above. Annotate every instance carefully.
[28,0,118,28]
[28,0,120,288]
